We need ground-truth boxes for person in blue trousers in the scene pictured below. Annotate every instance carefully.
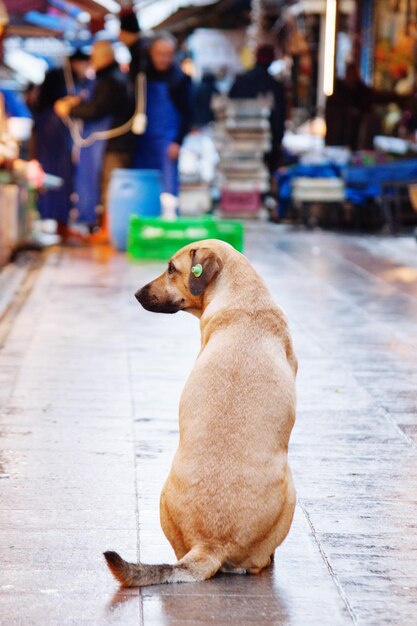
[55,41,133,232]
[133,32,193,197]
[32,51,90,239]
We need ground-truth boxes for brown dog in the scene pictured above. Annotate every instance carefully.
[104,239,297,586]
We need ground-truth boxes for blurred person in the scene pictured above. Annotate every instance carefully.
[179,51,196,78]
[229,45,286,175]
[133,32,193,196]
[216,65,234,94]
[32,50,90,238]
[25,82,40,114]
[325,62,405,150]
[55,40,133,232]
[192,71,219,129]
[118,10,148,81]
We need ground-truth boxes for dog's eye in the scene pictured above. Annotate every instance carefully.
[168,262,176,275]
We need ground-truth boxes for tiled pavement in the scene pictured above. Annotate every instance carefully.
[0,225,417,625]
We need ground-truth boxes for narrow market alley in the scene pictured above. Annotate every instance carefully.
[1,225,417,625]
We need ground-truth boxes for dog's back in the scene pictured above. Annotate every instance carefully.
[163,294,297,568]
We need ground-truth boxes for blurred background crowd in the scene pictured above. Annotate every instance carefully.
[1,0,417,264]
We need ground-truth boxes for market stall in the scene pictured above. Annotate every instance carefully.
[0,151,62,267]
[277,149,417,231]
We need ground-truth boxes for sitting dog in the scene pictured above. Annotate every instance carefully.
[104,239,298,586]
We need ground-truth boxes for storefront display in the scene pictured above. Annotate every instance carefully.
[373,0,417,91]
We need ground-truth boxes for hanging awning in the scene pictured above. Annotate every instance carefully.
[4,1,48,15]
[135,1,219,31]
[2,0,253,40]
[69,0,120,18]
[283,0,355,15]
[6,22,62,36]
[136,0,251,33]
[2,0,119,39]
[4,0,120,21]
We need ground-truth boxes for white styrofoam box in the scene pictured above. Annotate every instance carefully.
[283,132,324,155]
[219,178,269,193]
[373,135,408,155]
[225,119,270,131]
[179,185,211,216]
[7,117,33,141]
[179,133,219,184]
[291,177,345,202]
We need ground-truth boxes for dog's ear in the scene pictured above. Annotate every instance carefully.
[189,248,223,297]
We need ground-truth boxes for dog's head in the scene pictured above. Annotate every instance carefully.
[135,240,226,315]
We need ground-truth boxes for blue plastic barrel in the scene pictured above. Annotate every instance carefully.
[108,169,162,251]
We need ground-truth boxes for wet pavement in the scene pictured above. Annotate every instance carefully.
[0,225,416,625]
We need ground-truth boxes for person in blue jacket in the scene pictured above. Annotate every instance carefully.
[133,32,193,197]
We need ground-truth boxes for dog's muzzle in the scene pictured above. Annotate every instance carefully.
[135,286,153,309]
[135,286,181,314]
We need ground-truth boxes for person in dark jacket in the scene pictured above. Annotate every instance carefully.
[193,71,219,128]
[118,10,148,82]
[33,50,90,237]
[229,45,286,174]
[132,32,193,196]
[55,41,133,228]
[325,62,405,150]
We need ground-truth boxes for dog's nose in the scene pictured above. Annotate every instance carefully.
[135,285,150,304]
[135,288,143,303]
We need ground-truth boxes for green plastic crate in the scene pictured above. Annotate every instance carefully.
[127,215,244,261]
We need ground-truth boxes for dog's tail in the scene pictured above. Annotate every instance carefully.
[104,546,222,587]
